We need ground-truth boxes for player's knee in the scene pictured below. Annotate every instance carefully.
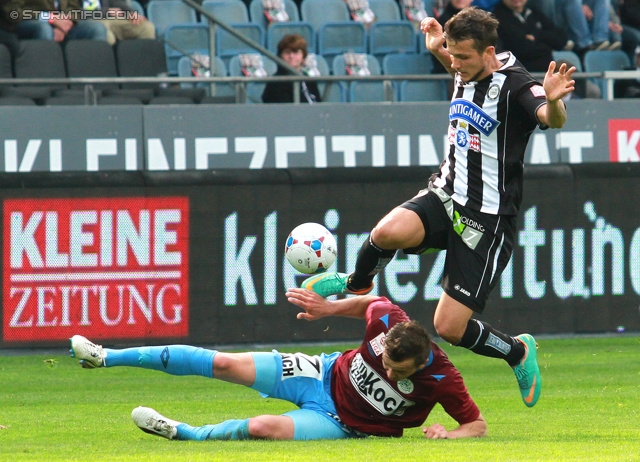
[247,417,275,439]
[434,319,463,344]
[212,353,234,374]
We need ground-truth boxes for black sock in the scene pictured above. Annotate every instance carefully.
[347,235,397,290]
[456,319,525,367]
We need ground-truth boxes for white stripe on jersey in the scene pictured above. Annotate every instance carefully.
[479,72,507,214]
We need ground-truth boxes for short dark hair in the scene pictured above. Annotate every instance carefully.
[444,6,499,53]
[277,34,309,59]
[384,321,432,367]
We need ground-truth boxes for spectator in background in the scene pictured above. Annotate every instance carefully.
[609,0,640,63]
[572,0,614,51]
[493,0,573,71]
[262,33,322,104]
[0,1,22,57]
[13,0,107,42]
[82,0,155,45]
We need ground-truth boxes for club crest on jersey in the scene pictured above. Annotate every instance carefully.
[397,379,414,394]
[487,84,500,100]
[449,99,500,136]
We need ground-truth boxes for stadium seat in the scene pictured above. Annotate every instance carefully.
[367,0,402,21]
[249,0,300,30]
[552,50,583,72]
[368,21,416,59]
[201,0,250,24]
[228,54,277,103]
[177,55,235,98]
[399,79,446,102]
[317,22,367,60]
[332,53,382,102]
[583,50,631,98]
[215,23,265,65]
[127,0,146,15]
[116,39,205,103]
[310,53,345,102]
[163,23,210,76]
[382,52,441,100]
[146,0,198,35]
[300,0,350,34]
[11,40,67,103]
[0,43,11,78]
[64,40,119,92]
[267,22,315,54]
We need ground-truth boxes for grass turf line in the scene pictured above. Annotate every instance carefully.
[0,336,639,461]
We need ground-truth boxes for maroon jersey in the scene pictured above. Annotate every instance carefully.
[331,297,481,437]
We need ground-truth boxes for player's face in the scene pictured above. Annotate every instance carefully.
[381,352,421,381]
[446,39,493,83]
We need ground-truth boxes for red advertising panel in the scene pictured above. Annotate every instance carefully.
[608,119,640,161]
[3,197,189,342]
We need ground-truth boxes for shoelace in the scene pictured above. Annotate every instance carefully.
[148,418,171,433]
[513,366,531,387]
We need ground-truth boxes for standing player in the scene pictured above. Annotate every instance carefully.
[301,7,576,408]
[69,288,486,441]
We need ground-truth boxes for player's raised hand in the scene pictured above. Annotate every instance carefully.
[420,17,445,53]
[543,61,576,102]
[286,288,333,321]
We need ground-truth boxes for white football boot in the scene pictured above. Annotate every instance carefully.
[69,335,106,368]
[131,406,180,440]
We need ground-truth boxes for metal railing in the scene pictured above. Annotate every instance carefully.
[2,69,638,104]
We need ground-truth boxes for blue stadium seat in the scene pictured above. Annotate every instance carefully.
[216,23,265,65]
[300,0,350,33]
[146,0,197,34]
[228,54,277,103]
[368,21,416,59]
[552,50,583,72]
[399,79,446,102]
[177,55,235,98]
[267,21,315,54]
[382,52,432,99]
[249,0,300,30]
[368,0,402,21]
[309,53,345,102]
[201,0,250,24]
[583,50,631,98]
[163,23,210,76]
[332,53,382,102]
[317,21,367,60]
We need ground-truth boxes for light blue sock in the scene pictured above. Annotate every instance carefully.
[175,419,250,441]
[104,345,216,378]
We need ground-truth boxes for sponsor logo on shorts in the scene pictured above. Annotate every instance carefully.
[454,284,471,297]
[349,353,415,416]
[280,352,323,380]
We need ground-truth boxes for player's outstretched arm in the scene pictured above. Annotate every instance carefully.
[537,61,576,128]
[422,414,487,439]
[286,288,376,321]
[420,17,455,77]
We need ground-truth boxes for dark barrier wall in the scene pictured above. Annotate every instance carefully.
[2,163,639,348]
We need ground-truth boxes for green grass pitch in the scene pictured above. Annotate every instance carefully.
[0,336,639,461]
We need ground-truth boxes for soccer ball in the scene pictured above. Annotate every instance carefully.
[285,223,337,274]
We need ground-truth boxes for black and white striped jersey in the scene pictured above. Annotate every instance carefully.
[433,51,549,216]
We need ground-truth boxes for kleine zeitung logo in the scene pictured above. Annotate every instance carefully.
[3,197,189,342]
